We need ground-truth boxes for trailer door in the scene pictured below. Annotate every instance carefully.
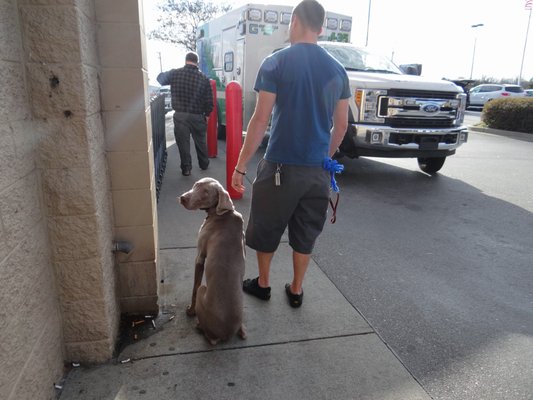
[221,27,237,85]
[235,38,244,87]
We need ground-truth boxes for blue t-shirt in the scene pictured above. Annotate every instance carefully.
[254,43,351,166]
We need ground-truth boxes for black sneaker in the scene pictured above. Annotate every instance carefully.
[243,277,271,300]
[285,283,303,308]
[182,167,191,176]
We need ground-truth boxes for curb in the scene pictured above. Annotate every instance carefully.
[468,126,533,142]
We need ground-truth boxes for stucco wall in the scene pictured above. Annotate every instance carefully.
[1,0,157,397]
[19,0,121,365]
[0,0,65,398]
[96,0,160,315]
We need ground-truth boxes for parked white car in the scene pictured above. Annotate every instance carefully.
[468,84,525,107]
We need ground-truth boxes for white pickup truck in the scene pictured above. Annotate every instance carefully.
[322,42,468,173]
[198,4,468,174]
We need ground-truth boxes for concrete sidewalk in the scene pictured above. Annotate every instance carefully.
[59,140,431,399]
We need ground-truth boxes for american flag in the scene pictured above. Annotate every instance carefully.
[527,0,533,10]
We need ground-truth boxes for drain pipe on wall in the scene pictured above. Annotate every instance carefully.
[112,241,134,255]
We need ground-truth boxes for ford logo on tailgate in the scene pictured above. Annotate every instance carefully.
[421,103,440,114]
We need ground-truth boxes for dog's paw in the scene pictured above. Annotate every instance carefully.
[206,336,219,346]
[195,321,203,333]
[238,325,247,340]
[186,305,196,317]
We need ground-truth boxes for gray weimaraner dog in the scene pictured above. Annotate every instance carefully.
[179,177,246,345]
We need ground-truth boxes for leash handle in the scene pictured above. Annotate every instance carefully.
[329,193,339,224]
[323,158,344,224]
[323,158,344,193]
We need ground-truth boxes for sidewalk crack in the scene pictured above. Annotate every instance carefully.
[125,331,375,363]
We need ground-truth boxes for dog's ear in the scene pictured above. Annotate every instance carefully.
[216,184,234,215]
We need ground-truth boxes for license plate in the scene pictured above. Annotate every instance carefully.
[419,136,439,150]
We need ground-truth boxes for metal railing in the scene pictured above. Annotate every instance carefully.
[151,94,167,201]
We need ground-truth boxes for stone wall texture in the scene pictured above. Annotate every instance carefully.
[21,0,121,368]
[0,0,157,400]
[96,0,160,315]
[0,0,158,398]
[0,0,65,398]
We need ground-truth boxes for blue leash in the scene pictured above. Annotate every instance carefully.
[323,158,344,193]
[323,158,344,223]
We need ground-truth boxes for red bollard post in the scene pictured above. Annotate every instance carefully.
[225,81,243,200]
[207,79,218,158]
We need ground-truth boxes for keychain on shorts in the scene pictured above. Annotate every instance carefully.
[275,164,282,186]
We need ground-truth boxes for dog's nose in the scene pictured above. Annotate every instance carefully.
[178,195,186,205]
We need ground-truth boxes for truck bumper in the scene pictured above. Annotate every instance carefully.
[342,123,468,158]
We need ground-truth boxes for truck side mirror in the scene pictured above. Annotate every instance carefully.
[400,64,422,76]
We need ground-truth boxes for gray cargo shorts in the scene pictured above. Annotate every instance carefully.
[245,159,330,254]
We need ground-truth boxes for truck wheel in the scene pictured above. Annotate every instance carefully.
[417,157,446,174]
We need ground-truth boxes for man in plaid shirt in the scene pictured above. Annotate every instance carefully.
[157,52,213,176]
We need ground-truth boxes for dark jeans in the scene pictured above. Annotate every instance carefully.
[173,112,209,171]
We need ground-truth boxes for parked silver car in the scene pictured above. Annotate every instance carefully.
[468,84,525,107]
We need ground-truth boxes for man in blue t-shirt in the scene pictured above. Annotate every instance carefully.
[231,0,350,308]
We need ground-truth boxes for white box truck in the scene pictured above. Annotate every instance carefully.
[197,4,467,173]
[197,3,351,134]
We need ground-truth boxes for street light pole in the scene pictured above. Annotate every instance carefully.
[157,51,163,73]
[365,0,372,46]
[518,8,532,86]
[469,23,484,80]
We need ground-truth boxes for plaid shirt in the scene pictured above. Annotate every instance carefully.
[157,64,213,116]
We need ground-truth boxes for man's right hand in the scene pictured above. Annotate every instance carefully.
[231,169,246,194]
[230,90,276,195]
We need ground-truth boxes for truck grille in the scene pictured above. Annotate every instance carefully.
[386,118,455,128]
[389,132,458,146]
[386,89,459,99]
[378,90,463,124]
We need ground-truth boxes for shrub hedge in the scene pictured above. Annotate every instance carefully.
[482,98,533,134]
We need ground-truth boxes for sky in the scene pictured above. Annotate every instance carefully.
[143,0,532,85]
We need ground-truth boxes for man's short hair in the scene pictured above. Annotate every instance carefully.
[293,0,325,33]
[185,52,199,64]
